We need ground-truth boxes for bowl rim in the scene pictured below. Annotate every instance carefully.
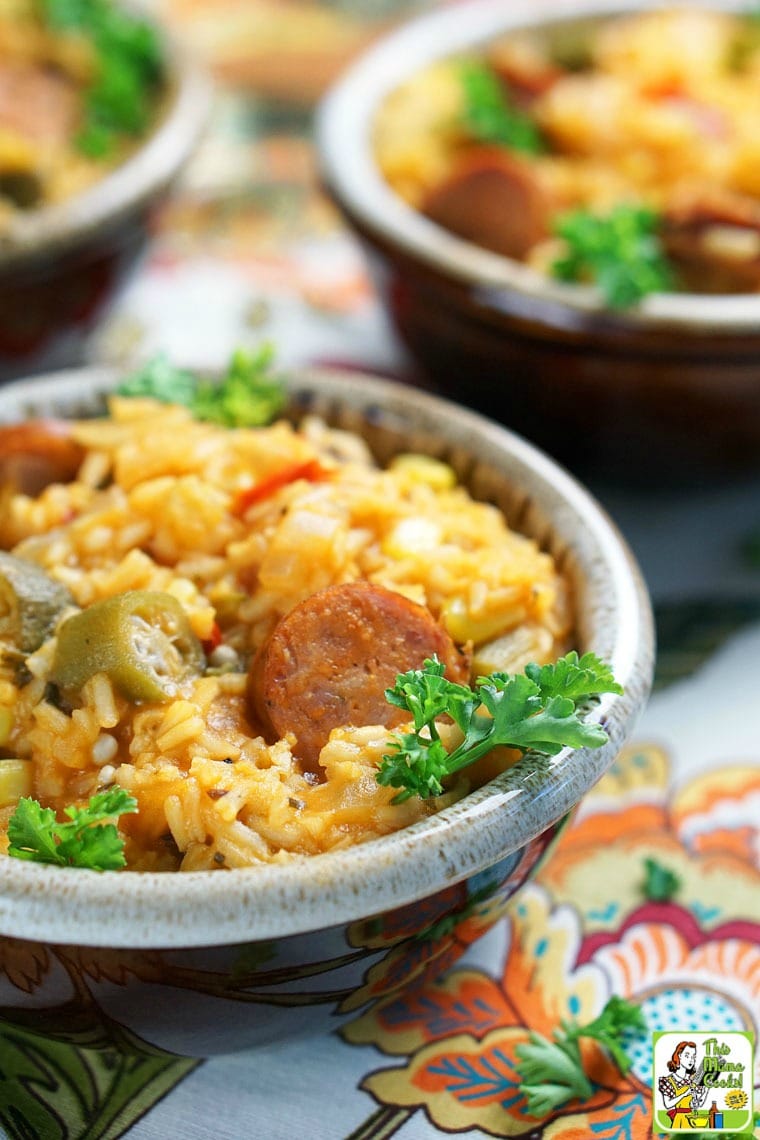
[0,2,212,272]
[0,364,653,948]
[316,0,760,334]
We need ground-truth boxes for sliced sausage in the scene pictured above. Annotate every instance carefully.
[248,581,470,772]
[0,421,86,496]
[661,190,760,292]
[421,147,551,261]
[0,62,79,148]
[489,45,563,103]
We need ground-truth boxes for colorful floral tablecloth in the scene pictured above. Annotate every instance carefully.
[2,613,758,1138]
[1,6,760,1133]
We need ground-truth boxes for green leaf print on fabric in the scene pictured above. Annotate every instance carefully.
[0,1013,199,1140]
[654,599,760,691]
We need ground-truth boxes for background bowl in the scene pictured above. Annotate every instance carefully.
[0,9,211,383]
[0,365,653,1056]
[316,0,760,487]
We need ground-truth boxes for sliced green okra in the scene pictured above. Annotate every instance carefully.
[50,590,204,702]
[0,552,74,657]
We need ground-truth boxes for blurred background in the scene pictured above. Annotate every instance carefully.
[4,0,760,586]
[86,0,442,376]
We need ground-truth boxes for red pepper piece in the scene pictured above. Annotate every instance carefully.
[232,459,330,515]
[202,621,223,655]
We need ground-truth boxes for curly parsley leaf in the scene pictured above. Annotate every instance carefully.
[377,651,621,802]
[642,856,681,902]
[117,344,287,428]
[7,787,138,871]
[739,527,760,570]
[40,0,163,158]
[460,61,545,154]
[551,204,674,308]
[524,651,622,702]
[385,657,476,734]
[192,345,287,428]
[516,1033,594,1117]
[116,354,197,405]
[516,996,647,1117]
[562,994,647,1072]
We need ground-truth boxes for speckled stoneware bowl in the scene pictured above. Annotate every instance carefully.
[0,9,210,382]
[316,0,760,485]
[0,366,653,1057]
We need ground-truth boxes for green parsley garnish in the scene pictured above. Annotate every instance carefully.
[376,651,621,802]
[692,1130,758,1140]
[460,61,545,154]
[551,204,674,308]
[691,1115,760,1140]
[515,995,647,1117]
[728,9,760,72]
[642,856,681,902]
[117,344,287,428]
[7,787,138,871]
[740,527,760,570]
[40,0,163,158]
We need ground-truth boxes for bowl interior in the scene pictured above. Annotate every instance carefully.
[316,0,760,333]
[0,366,653,948]
[0,9,211,271]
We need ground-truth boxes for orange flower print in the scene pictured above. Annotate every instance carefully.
[343,833,563,1016]
[670,764,760,867]
[0,937,50,994]
[364,1027,636,1138]
[342,749,760,1139]
[539,744,760,936]
[349,885,647,1138]
[55,946,166,988]
[346,967,515,1057]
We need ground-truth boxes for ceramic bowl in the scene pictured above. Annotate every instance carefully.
[0,11,211,383]
[0,366,653,1056]
[316,0,760,486]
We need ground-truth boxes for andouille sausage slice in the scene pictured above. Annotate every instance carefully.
[0,62,79,147]
[248,581,470,773]
[421,146,552,261]
[661,190,760,292]
[489,43,564,104]
[0,421,85,496]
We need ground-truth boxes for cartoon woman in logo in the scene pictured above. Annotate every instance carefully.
[658,1041,708,1128]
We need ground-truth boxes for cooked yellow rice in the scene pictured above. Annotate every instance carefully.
[374,9,760,282]
[0,399,571,870]
[0,0,162,232]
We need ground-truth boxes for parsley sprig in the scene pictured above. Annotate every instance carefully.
[551,204,674,308]
[7,787,138,871]
[376,651,621,802]
[515,995,647,1117]
[460,61,545,154]
[40,0,163,158]
[117,344,287,428]
[642,856,681,902]
[740,527,760,570]
[691,1115,759,1140]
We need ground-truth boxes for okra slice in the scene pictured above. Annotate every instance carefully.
[51,591,204,702]
[0,552,74,656]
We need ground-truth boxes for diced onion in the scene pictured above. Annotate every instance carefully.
[0,758,32,808]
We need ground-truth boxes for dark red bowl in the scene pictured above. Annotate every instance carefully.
[0,12,211,383]
[316,0,760,487]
